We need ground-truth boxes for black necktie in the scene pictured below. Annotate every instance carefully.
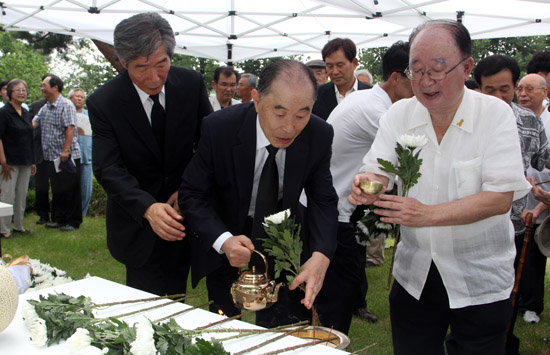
[252,144,279,240]
[150,94,166,151]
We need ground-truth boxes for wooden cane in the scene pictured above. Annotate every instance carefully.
[505,212,534,344]
[386,225,401,290]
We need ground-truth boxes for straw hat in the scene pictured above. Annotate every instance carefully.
[534,215,550,257]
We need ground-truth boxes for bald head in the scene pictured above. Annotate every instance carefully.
[517,74,548,115]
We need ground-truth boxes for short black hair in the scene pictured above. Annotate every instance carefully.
[42,74,64,93]
[321,38,356,63]
[465,79,479,90]
[474,55,520,87]
[527,51,550,75]
[257,60,317,100]
[382,41,409,81]
[0,80,10,90]
[213,66,238,83]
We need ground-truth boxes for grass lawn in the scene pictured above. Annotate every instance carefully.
[2,212,550,354]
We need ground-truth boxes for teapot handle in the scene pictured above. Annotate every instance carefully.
[251,249,269,279]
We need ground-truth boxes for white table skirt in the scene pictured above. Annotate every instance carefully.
[0,277,349,354]
[0,202,13,217]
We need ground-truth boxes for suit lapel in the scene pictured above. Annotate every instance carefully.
[233,108,257,221]
[119,71,162,160]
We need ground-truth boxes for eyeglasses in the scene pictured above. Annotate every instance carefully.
[405,57,469,81]
[516,86,545,93]
[12,89,27,93]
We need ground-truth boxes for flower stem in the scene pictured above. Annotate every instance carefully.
[387,225,401,290]
[261,336,340,355]
[153,300,213,324]
[106,297,186,319]
[232,324,309,355]
[349,343,378,354]
[94,293,198,308]
[194,313,243,330]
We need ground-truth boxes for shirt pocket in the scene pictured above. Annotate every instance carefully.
[449,157,483,201]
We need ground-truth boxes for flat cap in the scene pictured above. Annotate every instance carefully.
[305,59,326,68]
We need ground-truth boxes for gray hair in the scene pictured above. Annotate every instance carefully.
[241,73,258,89]
[257,60,317,100]
[355,69,372,82]
[409,20,472,58]
[114,12,176,65]
[68,88,85,99]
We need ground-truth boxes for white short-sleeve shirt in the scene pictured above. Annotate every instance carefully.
[360,88,531,308]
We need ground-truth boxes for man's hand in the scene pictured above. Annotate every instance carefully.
[373,194,432,227]
[289,252,330,309]
[528,177,550,207]
[221,236,254,268]
[144,203,185,241]
[60,151,70,163]
[1,163,14,180]
[166,191,181,215]
[30,164,37,176]
[348,172,387,206]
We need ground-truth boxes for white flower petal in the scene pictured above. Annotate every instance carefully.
[396,134,428,148]
[67,328,92,354]
[264,209,290,225]
[130,318,157,355]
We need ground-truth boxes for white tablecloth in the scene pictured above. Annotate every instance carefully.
[0,202,13,217]
[0,277,349,354]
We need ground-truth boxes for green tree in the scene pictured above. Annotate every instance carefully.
[357,47,387,84]
[0,32,49,103]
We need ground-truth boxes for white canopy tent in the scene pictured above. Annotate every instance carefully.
[0,0,549,64]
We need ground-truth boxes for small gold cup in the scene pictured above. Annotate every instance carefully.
[360,181,384,194]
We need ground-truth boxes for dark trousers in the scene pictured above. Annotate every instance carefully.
[126,237,190,296]
[514,228,547,314]
[48,159,82,227]
[390,263,512,355]
[316,221,362,334]
[34,160,52,221]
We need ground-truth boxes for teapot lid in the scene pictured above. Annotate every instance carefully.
[238,266,267,285]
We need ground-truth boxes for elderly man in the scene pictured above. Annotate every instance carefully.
[87,12,212,296]
[236,73,257,103]
[305,59,329,86]
[516,74,549,324]
[314,40,413,333]
[69,88,93,217]
[312,38,371,120]
[33,74,82,232]
[179,60,338,328]
[350,20,530,354]
[356,69,373,86]
[209,66,240,111]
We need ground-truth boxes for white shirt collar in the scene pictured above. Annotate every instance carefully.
[133,83,166,108]
[255,115,271,150]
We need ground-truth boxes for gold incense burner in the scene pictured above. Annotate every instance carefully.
[230,250,283,311]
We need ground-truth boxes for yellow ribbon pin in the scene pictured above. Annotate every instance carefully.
[457,119,464,127]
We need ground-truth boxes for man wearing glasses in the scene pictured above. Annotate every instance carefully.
[350,20,531,354]
[209,66,240,111]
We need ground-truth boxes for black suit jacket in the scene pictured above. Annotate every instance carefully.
[30,99,47,164]
[87,67,212,268]
[179,102,339,286]
[312,81,371,120]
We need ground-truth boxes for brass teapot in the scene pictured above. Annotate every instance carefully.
[230,250,283,311]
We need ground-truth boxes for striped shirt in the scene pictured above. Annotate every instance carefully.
[34,95,80,161]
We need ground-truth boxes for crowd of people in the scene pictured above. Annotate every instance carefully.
[1,11,549,354]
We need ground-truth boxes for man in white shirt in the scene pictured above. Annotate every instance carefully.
[315,40,413,333]
[209,66,240,111]
[350,20,530,354]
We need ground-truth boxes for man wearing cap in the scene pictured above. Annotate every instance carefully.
[312,38,371,120]
[305,59,328,86]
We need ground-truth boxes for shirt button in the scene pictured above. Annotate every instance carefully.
[434,185,439,191]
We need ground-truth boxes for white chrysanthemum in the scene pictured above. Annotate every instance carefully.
[29,318,47,347]
[22,301,39,327]
[130,318,157,355]
[77,346,108,355]
[375,221,393,230]
[264,209,290,225]
[355,234,369,246]
[396,134,428,149]
[66,328,92,353]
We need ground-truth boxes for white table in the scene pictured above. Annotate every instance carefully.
[0,277,349,354]
[0,202,13,217]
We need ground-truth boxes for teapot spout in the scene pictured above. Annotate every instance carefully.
[267,281,284,303]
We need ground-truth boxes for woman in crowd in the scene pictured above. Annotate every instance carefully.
[0,79,36,238]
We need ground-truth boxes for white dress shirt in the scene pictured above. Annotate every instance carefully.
[327,85,392,222]
[334,77,359,105]
[132,83,165,125]
[213,116,286,253]
[360,89,531,308]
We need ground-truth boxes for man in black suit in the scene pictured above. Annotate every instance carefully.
[179,60,338,327]
[87,12,212,296]
[312,38,371,120]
